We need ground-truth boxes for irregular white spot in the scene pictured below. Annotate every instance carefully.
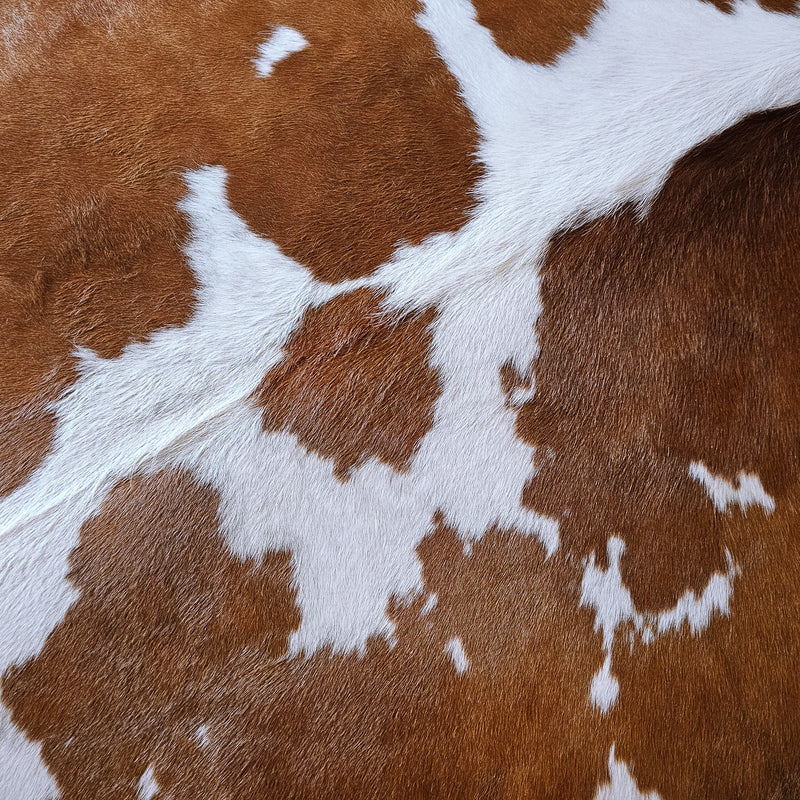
[194,724,210,748]
[0,705,58,800]
[421,592,438,615]
[689,461,776,515]
[593,745,662,800]
[582,538,639,656]
[507,384,535,409]
[445,637,470,674]
[137,765,159,800]
[581,538,738,713]
[580,460,767,712]
[253,25,308,77]
[590,655,620,715]
[655,555,738,636]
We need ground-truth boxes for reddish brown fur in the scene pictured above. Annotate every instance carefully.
[473,0,602,64]
[2,471,299,799]
[517,105,800,794]
[258,289,439,479]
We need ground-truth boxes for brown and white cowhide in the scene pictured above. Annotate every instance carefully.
[2,0,800,797]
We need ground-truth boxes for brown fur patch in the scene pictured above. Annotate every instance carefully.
[2,472,607,799]
[761,0,800,10]
[258,289,439,479]
[224,0,482,283]
[473,0,602,64]
[1,470,300,799]
[0,402,62,499]
[522,106,800,614]
[0,10,197,496]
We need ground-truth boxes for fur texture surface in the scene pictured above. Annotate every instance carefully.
[1,0,800,798]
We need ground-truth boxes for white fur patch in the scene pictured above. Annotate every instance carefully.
[195,724,210,748]
[421,592,439,616]
[507,384,536,409]
[593,745,662,800]
[445,637,470,674]
[689,462,776,515]
[137,765,159,800]
[0,162,558,670]
[581,537,738,713]
[590,655,620,715]
[0,706,58,800]
[253,26,308,77]
[172,174,561,656]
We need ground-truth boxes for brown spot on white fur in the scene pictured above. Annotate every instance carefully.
[473,0,602,64]
[258,289,439,479]
[465,1,797,67]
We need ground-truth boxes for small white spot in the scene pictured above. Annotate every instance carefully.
[137,765,159,800]
[507,384,535,409]
[194,724,210,748]
[421,592,438,616]
[253,26,308,77]
[463,539,473,557]
[445,637,469,675]
[593,745,662,800]
[689,461,775,515]
[590,655,619,714]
